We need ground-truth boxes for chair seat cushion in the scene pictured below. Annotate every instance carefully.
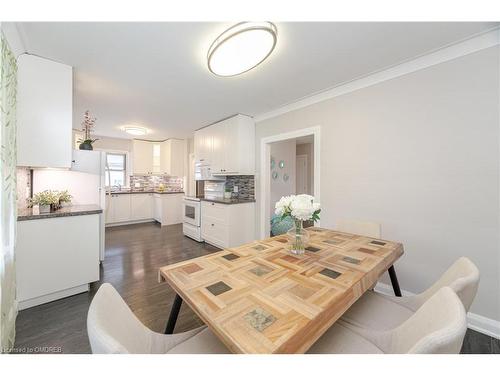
[308,323,383,354]
[340,290,413,331]
[167,327,230,354]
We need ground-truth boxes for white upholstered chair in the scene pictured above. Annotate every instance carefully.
[336,219,381,238]
[341,257,479,331]
[87,283,204,354]
[309,287,467,354]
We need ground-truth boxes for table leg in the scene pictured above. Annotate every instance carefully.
[388,265,402,297]
[164,294,183,334]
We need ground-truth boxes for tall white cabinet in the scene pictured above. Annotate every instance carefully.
[194,114,255,175]
[17,54,73,168]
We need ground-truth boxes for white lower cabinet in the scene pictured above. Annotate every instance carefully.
[153,193,184,226]
[201,201,255,249]
[130,193,154,221]
[106,194,132,224]
[106,192,183,226]
[16,214,100,309]
[153,195,162,222]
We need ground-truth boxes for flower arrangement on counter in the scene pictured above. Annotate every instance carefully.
[27,190,72,213]
[275,194,321,255]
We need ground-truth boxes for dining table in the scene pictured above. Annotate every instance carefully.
[158,227,404,353]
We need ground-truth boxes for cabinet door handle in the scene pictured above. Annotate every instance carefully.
[211,223,214,227]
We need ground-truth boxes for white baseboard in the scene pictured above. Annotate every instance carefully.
[105,218,155,227]
[375,282,500,340]
[18,284,89,310]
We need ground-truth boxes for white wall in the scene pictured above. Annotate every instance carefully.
[270,140,296,216]
[255,46,500,323]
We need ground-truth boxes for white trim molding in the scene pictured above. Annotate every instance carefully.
[255,27,500,123]
[259,126,321,239]
[375,282,500,340]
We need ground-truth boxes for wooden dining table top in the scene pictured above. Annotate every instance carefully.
[158,227,404,354]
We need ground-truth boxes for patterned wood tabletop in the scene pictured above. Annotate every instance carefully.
[158,227,404,353]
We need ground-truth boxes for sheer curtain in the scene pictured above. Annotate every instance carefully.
[0,31,18,352]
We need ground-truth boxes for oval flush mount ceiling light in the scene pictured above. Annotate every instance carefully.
[123,126,147,136]
[207,22,277,77]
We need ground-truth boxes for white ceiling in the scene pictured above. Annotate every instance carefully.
[15,22,498,140]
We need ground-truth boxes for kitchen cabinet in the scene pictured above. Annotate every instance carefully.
[17,54,73,168]
[113,194,132,222]
[132,140,162,175]
[161,139,186,177]
[153,193,184,226]
[133,139,185,176]
[16,213,100,309]
[194,114,255,175]
[201,201,255,249]
[130,193,154,221]
[106,192,183,226]
[153,195,162,222]
[105,194,131,224]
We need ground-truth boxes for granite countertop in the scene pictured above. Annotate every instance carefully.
[18,204,103,221]
[109,190,185,195]
[201,197,256,205]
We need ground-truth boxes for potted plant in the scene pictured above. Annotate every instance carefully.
[78,110,98,150]
[275,194,321,255]
[27,190,60,213]
[57,190,72,208]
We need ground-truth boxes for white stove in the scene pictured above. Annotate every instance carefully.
[182,196,203,242]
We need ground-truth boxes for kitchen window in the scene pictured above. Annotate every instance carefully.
[105,152,127,187]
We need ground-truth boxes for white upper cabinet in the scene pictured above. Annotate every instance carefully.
[194,114,255,175]
[132,139,186,176]
[132,140,156,175]
[161,139,186,177]
[17,54,73,168]
[194,126,212,164]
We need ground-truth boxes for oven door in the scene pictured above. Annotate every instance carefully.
[183,200,200,226]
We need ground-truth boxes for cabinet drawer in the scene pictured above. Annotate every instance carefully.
[201,216,229,248]
[201,201,229,223]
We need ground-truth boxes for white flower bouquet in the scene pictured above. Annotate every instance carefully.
[275,194,321,254]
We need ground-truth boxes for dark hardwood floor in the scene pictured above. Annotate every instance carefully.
[13,222,499,354]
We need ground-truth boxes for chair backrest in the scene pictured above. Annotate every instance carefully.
[410,257,480,312]
[87,283,152,354]
[390,287,467,354]
[336,219,381,238]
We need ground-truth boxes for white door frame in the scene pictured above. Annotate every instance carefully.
[259,126,321,239]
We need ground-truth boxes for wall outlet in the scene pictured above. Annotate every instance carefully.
[233,186,238,193]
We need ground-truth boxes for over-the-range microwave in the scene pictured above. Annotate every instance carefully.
[194,161,225,181]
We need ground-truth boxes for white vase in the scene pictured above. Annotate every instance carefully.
[39,204,51,214]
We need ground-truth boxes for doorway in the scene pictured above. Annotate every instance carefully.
[260,127,320,239]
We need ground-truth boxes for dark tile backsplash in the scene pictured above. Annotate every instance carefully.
[225,175,254,200]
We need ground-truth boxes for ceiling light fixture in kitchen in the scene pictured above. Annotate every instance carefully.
[207,22,277,77]
[123,126,147,136]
